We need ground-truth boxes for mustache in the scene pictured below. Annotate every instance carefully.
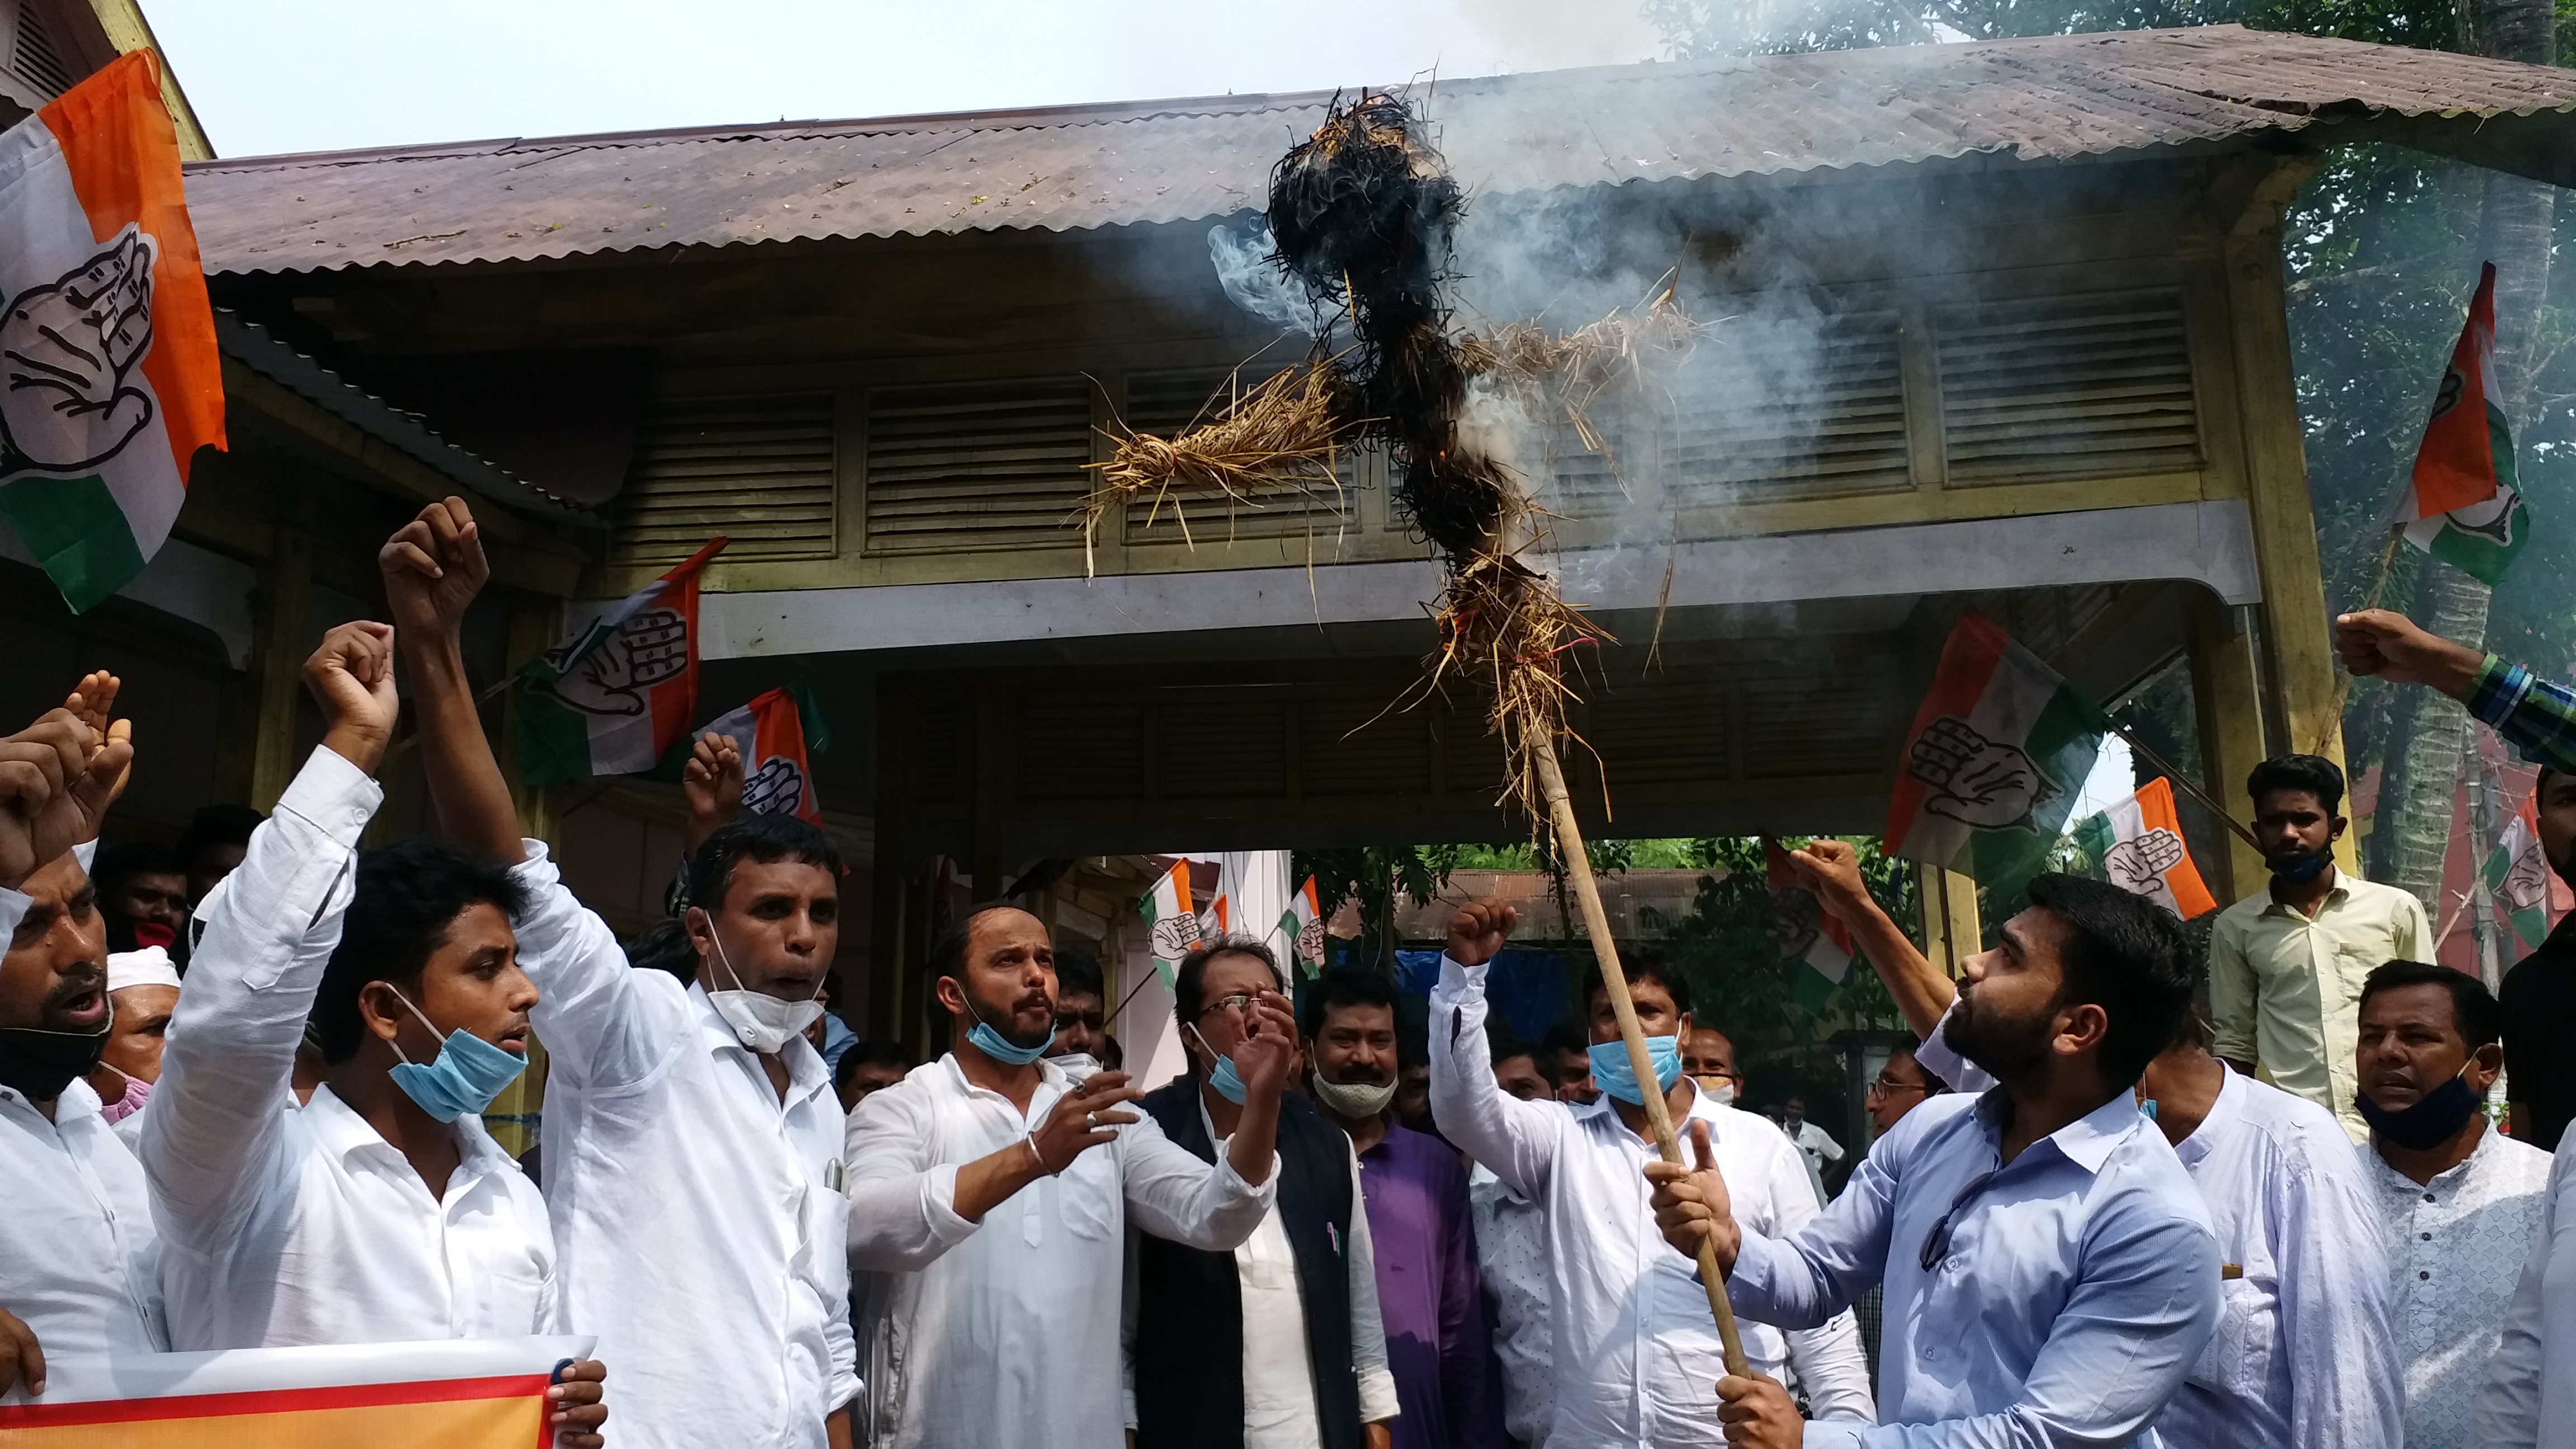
[1330,1064,1390,1085]
[44,962,104,1010]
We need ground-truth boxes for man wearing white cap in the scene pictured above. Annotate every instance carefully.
[85,945,179,1134]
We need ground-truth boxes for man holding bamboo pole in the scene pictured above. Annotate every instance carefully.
[1645,874,2220,1448]
[1428,900,1872,1446]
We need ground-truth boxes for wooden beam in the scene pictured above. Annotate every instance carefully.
[2187,593,2270,899]
[247,528,310,812]
[80,0,212,160]
[497,590,564,847]
[1917,863,1983,977]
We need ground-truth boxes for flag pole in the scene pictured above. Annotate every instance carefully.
[2310,524,2409,756]
[2101,719,2262,855]
[1530,737,1751,1379]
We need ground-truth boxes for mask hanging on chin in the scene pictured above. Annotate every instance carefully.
[1187,1023,1251,1106]
[0,1008,113,1103]
[2268,846,2333,883]
[959,989,1050,1068]
[383,988,527,1123]
[2356,1064,2487,1150]
[702,924,823,1055]
[1310,1068,1398,1119]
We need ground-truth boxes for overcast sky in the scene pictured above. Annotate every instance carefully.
[145,0,1668,158]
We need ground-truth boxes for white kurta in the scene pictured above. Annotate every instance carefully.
[844,1053,1276,1448]
[143,747,557,1350]
[512,844,856,1449]
[2472,1139,2576,1448]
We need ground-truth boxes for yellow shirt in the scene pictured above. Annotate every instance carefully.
[2209,872,2430,1142]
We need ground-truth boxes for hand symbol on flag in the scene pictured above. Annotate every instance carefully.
[0,229,158,476]
[1149,912,1200,962]
[743,755,806,818]
[1295,917,1326,970]
[548,608,690,717]
[1910,717,2058,831]
[2105,830,2186,896]
[2503,842,2551,912]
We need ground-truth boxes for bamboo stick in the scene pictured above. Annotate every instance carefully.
[1530,737,1751,1379]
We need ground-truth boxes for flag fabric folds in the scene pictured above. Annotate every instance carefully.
[1885,612,2110,888]
[0,51,225,614]
[517,537,726,785]
[1140,860,1200,986]
[1280,875,1326,977]
[698,687,822,824]
[0,1335,590,1447]
[2070,777,2218,920]
[2402,262,2530,586]
[1764,841,1854,1012]
[2485,795,2553,951]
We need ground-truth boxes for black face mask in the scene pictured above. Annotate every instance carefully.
[0,1010,113,1103]
[2356,1066,2483,1151]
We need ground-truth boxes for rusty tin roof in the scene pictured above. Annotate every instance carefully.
[182,25,2576,277]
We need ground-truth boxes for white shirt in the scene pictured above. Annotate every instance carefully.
[141,748,557,1351]
[1228,1120,1399,1448]
[1469,1163,1554,1448]
[2361,1125,2553,1448]
[844,1052,1278,1448]
[1787,1121,1843,1205]
[1428,955,1874,1446]
[0,1067,164,1359]
[2474,1139,2576,1448]
[511,842,856,1449]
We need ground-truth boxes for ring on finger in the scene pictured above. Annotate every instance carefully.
[1085,1111,1098,1130]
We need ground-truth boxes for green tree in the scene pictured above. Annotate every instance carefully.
[1294,844,1461,970]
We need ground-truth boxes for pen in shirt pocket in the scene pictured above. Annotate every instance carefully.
[1328,1223,1341,1256]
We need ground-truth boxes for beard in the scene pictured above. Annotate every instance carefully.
[976,989,1055,1052]
[1942,991,2054,1079]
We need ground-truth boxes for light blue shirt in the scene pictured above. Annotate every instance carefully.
[1726,1085,2222,1447]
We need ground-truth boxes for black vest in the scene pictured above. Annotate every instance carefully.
[1133,1079,1364,1449]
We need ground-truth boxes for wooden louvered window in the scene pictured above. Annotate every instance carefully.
[610,396,836,568]
[1119,368,1355,547]
[1938,289,2201,484]
[8,1,72,98]
[864,378,1095,555]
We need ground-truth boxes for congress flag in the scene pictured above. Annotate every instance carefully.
[1764,840,1854,1012]
[1886,612,2109,888]
[0,1335,591,1448]
[698,687,822,824]
[2402,263,2530,586]
[1140,859,1200,986]
[1280,875,1326,977]
[2484,795,2553,951]
[0,51,224,614]
[2071,777,2218,920]
[518,537,726,785]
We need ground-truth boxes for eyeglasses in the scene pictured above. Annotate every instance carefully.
[1867,1077,1928,1100]
[1918,1168,1999,1272]
[1197,993,1257,1020]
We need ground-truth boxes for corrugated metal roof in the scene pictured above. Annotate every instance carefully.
[182,25,2576,276]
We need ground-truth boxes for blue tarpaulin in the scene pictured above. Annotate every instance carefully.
[1393,948,1569,1043]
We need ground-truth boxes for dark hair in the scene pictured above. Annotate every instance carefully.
[1891,1041,1950,1096]
[622,917,698,984]
[313,838,531,1064]
[2542,764,2564,798]
[1299,966,1399,1040]
[1100,1033,1124,1070]
[686,814,842,919]
[1490,1033,1560,1088]
[1541,1019,1590,1058]
[833,1037,916,1095]
[1581,946,1693,1018]
[2246,754,2346,816]
[176,804,263,866]
[1171,935,1282,1031]
[927,905,1030,984]
[2021,873,2196,1087]
[2360,959,2502,1049]
[93,841,187,893]
[1054,945,1104,1001]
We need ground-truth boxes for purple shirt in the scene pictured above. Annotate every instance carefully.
[1357,1122,1506,1449]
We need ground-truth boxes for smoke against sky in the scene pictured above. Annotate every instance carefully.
[146,0,1665,158]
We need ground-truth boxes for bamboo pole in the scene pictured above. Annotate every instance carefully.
[1531,738,1751,1379]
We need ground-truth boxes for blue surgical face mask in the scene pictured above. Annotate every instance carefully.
[960,989,1050,1068]
[1188,1023,1250,1105]
[2269,846,2332,882]
[385,988,528,1124]
[1588,1035,1682,1106]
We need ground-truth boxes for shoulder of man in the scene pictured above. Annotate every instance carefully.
[2332,872,2425,916]
[2233,1077,2366,1178]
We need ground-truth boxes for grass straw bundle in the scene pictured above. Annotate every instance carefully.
[1077,364,1352,575]
[1460,292,1701,455]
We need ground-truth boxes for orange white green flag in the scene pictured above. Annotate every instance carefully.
[517,537,726,785]
[2484,794,2553,951]
[1280,875,1326,977]
[1140,859,1200,986]
[0,51,224,613]
[0,1334,590,1447]
[1764,840,1854,1012]
[2402,262,2530,586]
[697,687,822,824]
[2070,777,2218,920]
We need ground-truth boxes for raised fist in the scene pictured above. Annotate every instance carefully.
[1149,911,1201,962]
[546,608,689,717]
[1909,717,2058,831]
[2105,828,2186,896]
[0,229,157,475]
[744,755,806,818]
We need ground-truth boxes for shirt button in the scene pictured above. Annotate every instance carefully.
[2423,1194,2436,1203]
[2421,1233,2432,1241]
[2419,1271,2431,1281]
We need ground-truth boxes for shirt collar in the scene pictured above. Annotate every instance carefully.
[1571,1076,1705,1128]
[0,1075,103,1125]
[305,1082,516,1181]
[2170,1064,2246,1168]
[935,1050,1070,1103]
[1977,1082,2150,1176]
[686,982,831,1100]
[2261,879,2351,916]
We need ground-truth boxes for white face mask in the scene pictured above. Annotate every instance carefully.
[702,924,823,1055]
[1310,1068,1399,1120]
[1703,1078,1737,1106]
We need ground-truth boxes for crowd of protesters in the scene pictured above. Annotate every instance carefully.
[2,504,2574,1448]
